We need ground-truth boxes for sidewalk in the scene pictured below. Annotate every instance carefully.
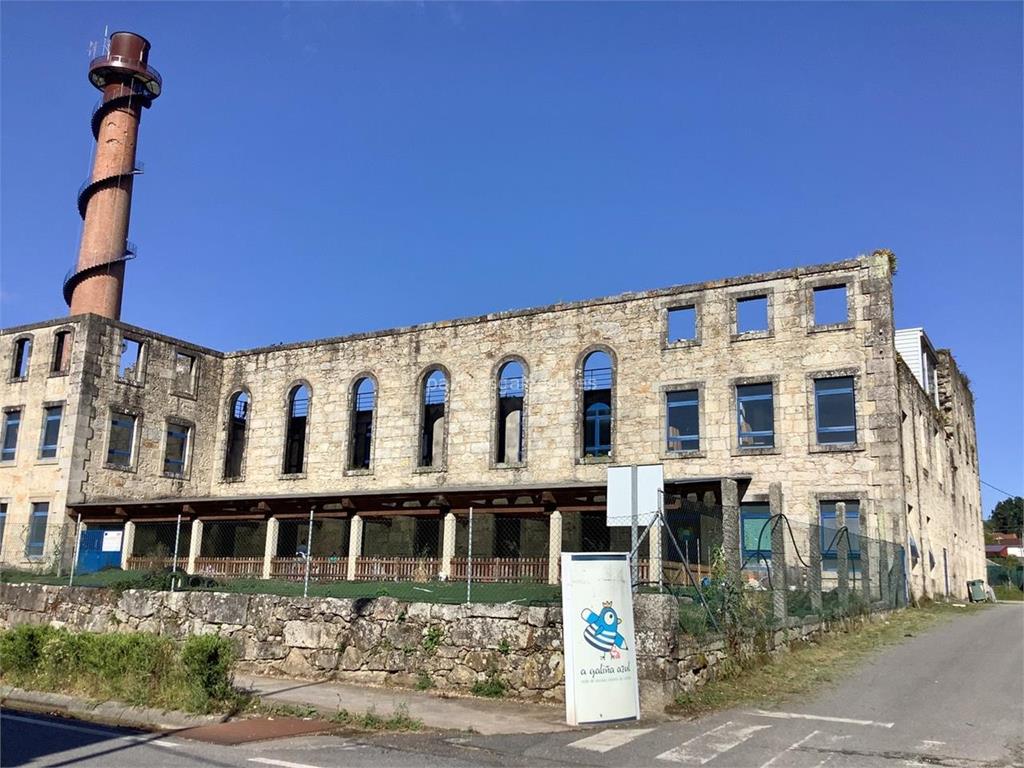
[235,673,570,735]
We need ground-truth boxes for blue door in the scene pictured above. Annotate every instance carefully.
[77,527,123,574]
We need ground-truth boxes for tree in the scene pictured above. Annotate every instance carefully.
[987,497,1024,537]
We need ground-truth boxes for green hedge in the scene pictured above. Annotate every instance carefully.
[0,625,239,713]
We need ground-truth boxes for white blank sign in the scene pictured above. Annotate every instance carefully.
[606,464,663,527]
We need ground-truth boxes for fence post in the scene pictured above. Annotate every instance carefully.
[346,514,363,581]
[649,515,663,590]
[878,529,891,607]
[547,510,562,585]
[768,482,787,624]
[440,511,456,579]
[171,511,182,591]
[69,513,83,586]
[860,508,873,605]
[187,518,203,575]
[836,502,849,611]
[808,516,822,614]
[303,507,314,598]
[466,507,474,604]
[120,520,136,570]
[263,517,279,580]
[721,479,741,583]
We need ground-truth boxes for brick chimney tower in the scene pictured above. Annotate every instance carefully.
[64,31,161,319]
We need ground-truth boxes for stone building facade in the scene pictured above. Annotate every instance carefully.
[0,251,985,598]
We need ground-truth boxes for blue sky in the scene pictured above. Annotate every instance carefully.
[1,2,1021,515]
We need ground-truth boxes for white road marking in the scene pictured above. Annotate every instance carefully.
[749,709,895,729]
[918,740,945,749]
[757,731,851,768]
[248,759,325,768]
[153,740,180,748]
[569,727,654,753]
[657,721,772,764]
[758,731,820,768]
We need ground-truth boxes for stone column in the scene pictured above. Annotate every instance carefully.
[878,531,891,607]
[648,518,663,588]
[769,482,787,624]
[262,517,279,580]
[120,520,135,569]
[860,508,874,604]
[836,502,849,611]
[440,512,456,578]
[186,519,203,575]
[347,515,363,581]
[721,479,741,582]
[808,516,822,614]
[548,510,562,585]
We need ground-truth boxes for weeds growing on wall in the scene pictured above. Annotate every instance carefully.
[0,625,243,714]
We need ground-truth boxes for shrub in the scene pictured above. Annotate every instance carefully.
[471,672,507,698]
[0,625,57,683]
[180,634,236,709]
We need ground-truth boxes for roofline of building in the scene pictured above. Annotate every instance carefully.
[3,255,871,357]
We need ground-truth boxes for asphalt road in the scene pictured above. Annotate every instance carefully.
[3,604,1021,768]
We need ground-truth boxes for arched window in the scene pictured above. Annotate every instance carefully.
[420,369,448,468]
[581,350,612,458]
[350,377,376,470]
[496,360,525,464]
[224,391,249,479]
[11,336,31,379]
[283,384,311,474]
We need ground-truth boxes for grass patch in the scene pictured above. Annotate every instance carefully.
[994,585,1024,602]
[0,625,245,714]
[671,602,984,716]
[470,672,507,699]
[331,704,422,731]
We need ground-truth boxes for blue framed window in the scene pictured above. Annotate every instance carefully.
[106,412,136,468]
[26,502,48,558]
[741,503,772,561]
[0,501,7,555]
[39,405,62,459]
[819,501,861,564]
[666,389,699,452]
[737,382,774,448]
[2,409,21,461]
[163,422,190,476]
[815,377,856,444]
[582,351,613,458]
[584,402,611,457]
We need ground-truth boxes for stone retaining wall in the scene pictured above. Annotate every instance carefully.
[0,583,877,711]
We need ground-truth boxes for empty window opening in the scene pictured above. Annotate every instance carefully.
[26,502,49,559]
[224,391,249,479]
[736,295,769,334]
[11,338,31,379]
[284,384,310,474]
[666,389,699,452]
[118,337,143,381]
[173,351,197,394]
[496,361,525,464]
[163,422,191,476]
[737,382,774,448]
[350,377,376,470]
[39,405,63,459]
[667,306,697,343]
[51,330,72,374]
[420,370,448,468]
[813,285,848,326]
[815,377,856,444]
[582,351,612,458]
[2,410,21,461]
[107,412,137,468]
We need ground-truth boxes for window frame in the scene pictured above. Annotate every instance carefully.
[1,406,23,463]
[732,376,779,455]
[38,401,65,461]
[347,373,378,474]
[576,345,616,463]
[492,356,528,468]
[662,297,703,349]
[807,280,854,332]
[740,503,773,563]
[806,368,864,453]
[49,327,74,377]
[115,332,147,385]
[0,499,7,556]
[105,408,141,472]
[818,499,863,569]
[222,388,251,482]
[9,335,32,381]
[281,381,313,478]
[170,349,199,398]
[660,382,705,458]
[415,365,451,472]
[162,418,194,479]
[25,500,50,560]
[729,288,774,341]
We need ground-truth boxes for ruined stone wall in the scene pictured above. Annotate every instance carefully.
[0,318,88,569]
[898,355,984,600]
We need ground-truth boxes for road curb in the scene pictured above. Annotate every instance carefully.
[0,686,229,732]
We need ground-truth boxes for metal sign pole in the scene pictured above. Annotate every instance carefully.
[630,465,639,592]
[172,511,182,591]
[69,513,83,586]
[303,506,314,598]
[467,507,473,604]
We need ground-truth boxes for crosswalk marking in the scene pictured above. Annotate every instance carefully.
[657,721,772,764]
[568,728,655,753]
[749,709,894,729]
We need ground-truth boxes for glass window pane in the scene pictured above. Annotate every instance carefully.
[107,413,135,466]
[816,377,856,444]
[741,504,771,557]
[40,405,62,458]
[737,383,774,447]
[26,502,48,558]
[2,411,20,461]
[666,390,699,451]
[164,424,189,475]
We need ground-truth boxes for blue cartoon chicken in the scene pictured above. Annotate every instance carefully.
[581,601,628,659]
